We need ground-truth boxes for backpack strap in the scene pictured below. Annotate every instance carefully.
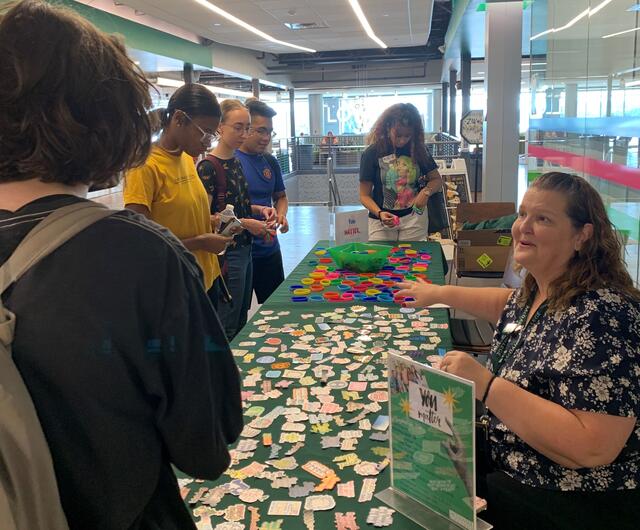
[0,201,115,302]
[199,155,227,213]
[0,200,113,530]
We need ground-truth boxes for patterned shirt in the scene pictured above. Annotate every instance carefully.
[198,156,253,247]
[489,288,640,491]
[359,144,438,219]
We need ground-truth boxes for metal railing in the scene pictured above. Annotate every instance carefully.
[273,133,462,176]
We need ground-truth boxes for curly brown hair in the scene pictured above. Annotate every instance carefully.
[517,172,640,310]
[367,103,431,168]
[0,0,153,187]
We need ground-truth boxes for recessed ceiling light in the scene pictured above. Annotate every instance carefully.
[213,23,221,26]
[192,0,316,53]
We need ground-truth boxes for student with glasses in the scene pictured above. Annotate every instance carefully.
[124,84,232,297]
[197,99,276,339]
[236,98,290,305]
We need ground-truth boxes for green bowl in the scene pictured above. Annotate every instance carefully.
[327,242,393,273]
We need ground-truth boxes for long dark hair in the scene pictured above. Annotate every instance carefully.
[159,84,221,128]
[518,172,640,310]
[0,0,153,186]
[367,103,431,167]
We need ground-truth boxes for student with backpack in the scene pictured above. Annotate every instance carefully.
[197,99,275,340]
[0,2,243,529]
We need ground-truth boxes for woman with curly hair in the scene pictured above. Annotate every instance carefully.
[397,172,640,529]
[359,103,442,241]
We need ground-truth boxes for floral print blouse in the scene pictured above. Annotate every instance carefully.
[489,288,640,491]
[198,156,253,247]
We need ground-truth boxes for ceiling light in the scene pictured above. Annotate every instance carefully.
[602,27,640,39]
[588,0,613,16]
[191,0,316,53]
[617,66,640,76]
[531,0,612,40]
[205,85,253,98]
[156,77,184,88]
[348,0,387,49]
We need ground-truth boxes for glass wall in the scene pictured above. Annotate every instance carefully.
[320,92,434,135]
[270,97,310,140]
[527,0,640,284]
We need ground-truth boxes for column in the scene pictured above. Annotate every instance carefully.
[183,63,195,84]
[606,75,613,117]
[252,78,260,99]
[289,88,296,138]
[461,52,471,117]
[482,1,523,203]
[441,82,449,134]
[565,83,578,118]
[309,94,323,137]
[433,89,442,133]
[449,69,457,137]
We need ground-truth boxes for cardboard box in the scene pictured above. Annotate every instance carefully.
[455,202,516,274]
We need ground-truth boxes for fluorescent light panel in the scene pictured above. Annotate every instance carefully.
[348,0,387,49]
[155,78,252,98]
[531,0,613,40]
[602,26,640,39]
[206,85,253,98]
[192,0,316,53]
[156,77,184,88]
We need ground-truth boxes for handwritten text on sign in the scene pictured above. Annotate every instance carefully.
[408,382,453,436]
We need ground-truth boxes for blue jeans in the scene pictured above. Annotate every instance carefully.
[217,244,253,340]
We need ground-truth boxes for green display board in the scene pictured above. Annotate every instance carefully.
[387,354,477,530]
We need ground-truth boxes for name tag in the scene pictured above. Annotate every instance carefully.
[503,322,523,334]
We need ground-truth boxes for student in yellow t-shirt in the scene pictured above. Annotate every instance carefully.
[124,84,231,295]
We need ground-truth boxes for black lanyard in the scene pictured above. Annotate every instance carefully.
[491,297,548,374]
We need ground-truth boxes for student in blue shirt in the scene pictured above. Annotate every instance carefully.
[236,99,289,304]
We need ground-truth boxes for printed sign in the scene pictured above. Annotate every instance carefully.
[334,209,369,244]
[387,353,476,529]
[408,381,454,436]
[460,110,484,145]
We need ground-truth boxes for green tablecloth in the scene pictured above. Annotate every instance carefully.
[181,240,453,529]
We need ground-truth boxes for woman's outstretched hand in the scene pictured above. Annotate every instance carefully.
[395,278,443,308]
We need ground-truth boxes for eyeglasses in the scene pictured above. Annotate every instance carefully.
[249,127,277,139]
[224,124,252,135]
[183,112,218,147]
